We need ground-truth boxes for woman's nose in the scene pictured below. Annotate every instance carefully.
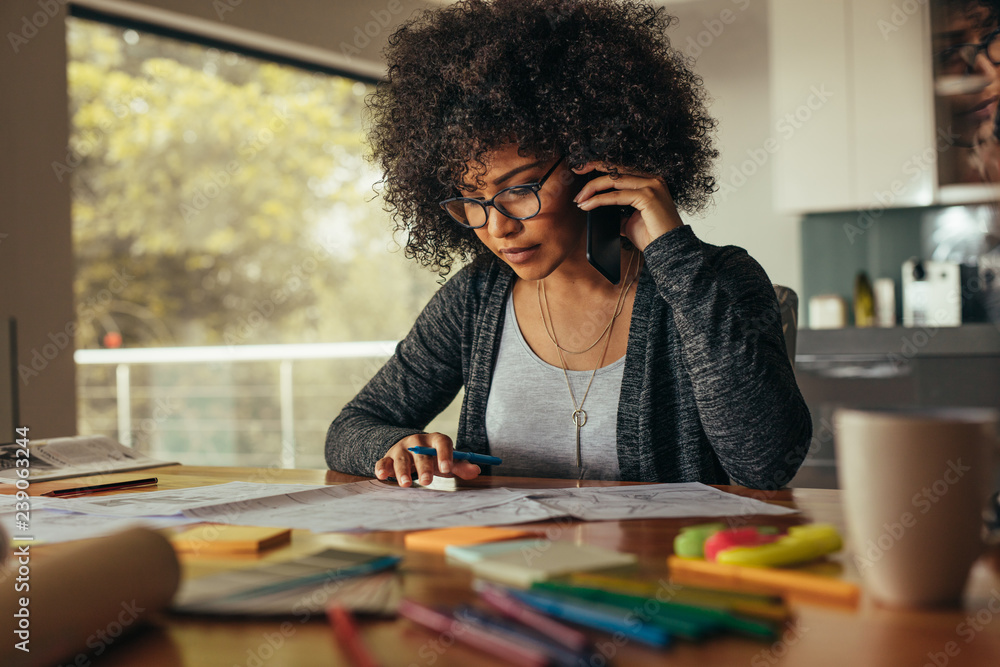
[485,206,521,238]
[972,50,995,76]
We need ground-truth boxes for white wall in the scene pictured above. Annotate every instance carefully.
[1,0,77,439]
[666,0,803,295]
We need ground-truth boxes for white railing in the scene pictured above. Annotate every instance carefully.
[74,342,399,468]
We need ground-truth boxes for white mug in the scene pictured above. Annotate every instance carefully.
[835,407,999,607]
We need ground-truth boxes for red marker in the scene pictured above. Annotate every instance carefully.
[326,605,380,667]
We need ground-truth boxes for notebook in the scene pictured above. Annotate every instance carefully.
[172,548,402,615]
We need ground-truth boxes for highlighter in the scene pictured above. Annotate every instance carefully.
[714,524,843,568]
[407,446,502,466]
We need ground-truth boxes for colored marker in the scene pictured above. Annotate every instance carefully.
[532,581,777,640]
[398,599,549,667]
[503,587,672,648]
[569,573,790,622]
[454,605,591,667]
[326,605,380,667]
[407,446,502,466]
[475,580,591,652]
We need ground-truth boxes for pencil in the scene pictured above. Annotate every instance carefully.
[326,605,380,667]
[43,477,158,497]
[667,556,860,608]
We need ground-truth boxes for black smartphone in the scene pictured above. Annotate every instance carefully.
[586,203,622,284]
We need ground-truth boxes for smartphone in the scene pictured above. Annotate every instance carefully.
[586,202,623,284]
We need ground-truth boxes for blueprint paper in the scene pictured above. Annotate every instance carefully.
[182,481,567,532]
[42,482,332,517]
[525,482,797,521]
[1,509,196,544]
[3,480,796,538]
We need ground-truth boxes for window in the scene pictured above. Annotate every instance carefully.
[67,17,456,468]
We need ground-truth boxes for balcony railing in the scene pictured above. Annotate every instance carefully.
[75,342,467,470]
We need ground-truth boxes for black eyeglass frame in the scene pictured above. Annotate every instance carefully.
[439,156,565,229]
[936,27,1000,73]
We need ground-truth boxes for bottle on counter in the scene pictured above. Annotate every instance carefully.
[854,271,875,327]
[808,294,848,329]
[874,278,897,327]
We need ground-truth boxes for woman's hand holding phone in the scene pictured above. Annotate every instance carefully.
[572,162,684,251]
[374,432,482,487]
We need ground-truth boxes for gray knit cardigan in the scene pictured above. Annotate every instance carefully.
[325,225,813,488]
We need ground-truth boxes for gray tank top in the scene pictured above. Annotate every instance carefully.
[485,291,624,480]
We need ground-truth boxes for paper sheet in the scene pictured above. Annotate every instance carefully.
[1,509,196,544]
[7,480,796,538]
[525,482,796,520]
[45,481,332,517]
[182,480,568,532]
[0,435,177,484]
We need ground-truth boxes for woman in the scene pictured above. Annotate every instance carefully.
[325,0,812,489]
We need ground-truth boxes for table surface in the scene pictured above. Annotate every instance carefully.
[16,465,1000,667]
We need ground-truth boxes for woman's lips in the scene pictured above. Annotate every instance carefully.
[958,96,999,124]
[499,245,540,264]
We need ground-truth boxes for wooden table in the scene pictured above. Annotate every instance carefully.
[14,466,1000,666]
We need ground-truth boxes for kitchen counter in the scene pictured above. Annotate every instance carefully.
[790,323,1000,490]
[796,323,1000,360]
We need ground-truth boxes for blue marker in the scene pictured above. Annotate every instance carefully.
[505,588,672,648]
[407,446,502,466]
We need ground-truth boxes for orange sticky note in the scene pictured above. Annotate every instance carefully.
[171,525,291,554]
[404,526,539,554]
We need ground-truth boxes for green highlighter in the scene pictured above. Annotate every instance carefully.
[532,581,779,641]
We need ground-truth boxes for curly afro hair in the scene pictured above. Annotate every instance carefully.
[366,0,718,277]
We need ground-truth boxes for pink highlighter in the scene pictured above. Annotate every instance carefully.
[703,527,780,562]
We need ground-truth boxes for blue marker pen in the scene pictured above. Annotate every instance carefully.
[407,446,502,466]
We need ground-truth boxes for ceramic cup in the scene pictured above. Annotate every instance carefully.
[835,407,999,607]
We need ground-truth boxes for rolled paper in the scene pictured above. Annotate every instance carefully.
[0,527,180,667]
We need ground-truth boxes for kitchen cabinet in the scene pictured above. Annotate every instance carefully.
[770,0,947,213]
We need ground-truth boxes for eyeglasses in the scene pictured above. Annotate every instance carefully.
[439,157,564,229]
[937,28,1000,75]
